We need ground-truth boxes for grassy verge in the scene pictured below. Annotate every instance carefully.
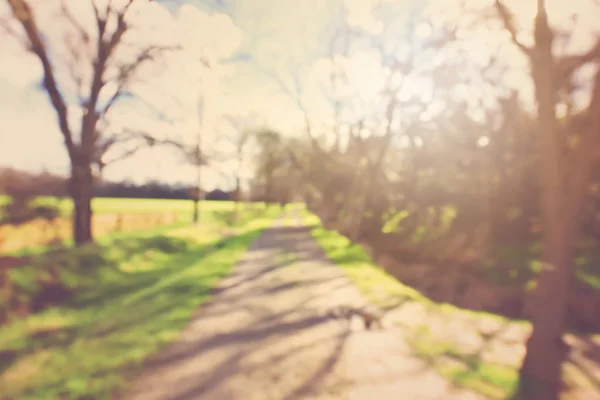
[0,207,279,399]
[301,210,522,399]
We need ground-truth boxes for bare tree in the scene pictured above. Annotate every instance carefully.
[495,0,600,398]
[3,0,179,245]
[252,129,282,206]
[190,97,205,224]
[219,113,262,218]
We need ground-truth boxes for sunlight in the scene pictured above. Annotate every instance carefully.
[477,136,490,147]
[3,2,600,398]
[425,0,599,110]
[1,0,599,185]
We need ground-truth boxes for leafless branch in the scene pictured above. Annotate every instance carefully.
[7,0,76,158]
[60,0,90,44]
[564,67,600,221]
[98,129,184,166]
[103,44,179,115]
[247,60,324,152]
[105,3,133,58]
[92,1,109,45]
[86,0,141,120]
[62,33,87,101]
[495,0,533,56]
[0,15,22,40]
[102,84,128,116]
[555,39,600,89]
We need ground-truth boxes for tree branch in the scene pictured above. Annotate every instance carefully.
[60,0,90,45]
[0,15,24,42]
[92,1,109,44]
[105,2,134,59]
[7,0,76,159]
[248,61,325,153]
[555,39,600,89]
[495,0,533,57]
[97,129,184,167]
[63,32,86,102]
[102,44,178,116]
[564,68,600,222]
[83,0,141,156]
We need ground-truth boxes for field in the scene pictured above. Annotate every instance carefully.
[0,197,241,254]
[0,196,232,215]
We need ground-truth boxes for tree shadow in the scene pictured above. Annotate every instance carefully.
[136,310,352,400]
[0,226,268,395]
[280,328,350,400]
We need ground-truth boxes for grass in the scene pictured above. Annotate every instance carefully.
[0,206,280,399]
[300,209,522,399]
[0,196,236,216]
[302,209,600,399]
[303,211,445,309]
[405,325,519,399]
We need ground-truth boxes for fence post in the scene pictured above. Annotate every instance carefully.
[116,213,123,232]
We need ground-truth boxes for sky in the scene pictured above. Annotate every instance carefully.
[0,0,598,190]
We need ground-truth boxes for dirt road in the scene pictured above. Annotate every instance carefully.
[125,212,483,400]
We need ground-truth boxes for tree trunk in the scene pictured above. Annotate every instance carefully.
[193,199,199,224]
[512,11,573,398]
[234,178,241,223]
[513,219,574,400]
[265,176,272,206]
[70,160,94,246]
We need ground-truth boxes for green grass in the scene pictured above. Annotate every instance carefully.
[0,206,280,399]
[406,325,518,399]
[302,209,600,398]
[303,211,439,309]
[300,209,521,399]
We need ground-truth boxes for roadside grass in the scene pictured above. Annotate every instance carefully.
[0,206,279,400]
[300,210,521,399]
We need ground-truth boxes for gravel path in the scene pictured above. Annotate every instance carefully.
[125,212,484,400]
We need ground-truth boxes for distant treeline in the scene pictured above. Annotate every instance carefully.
[95,181,193,200]
[0,167,233,201]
